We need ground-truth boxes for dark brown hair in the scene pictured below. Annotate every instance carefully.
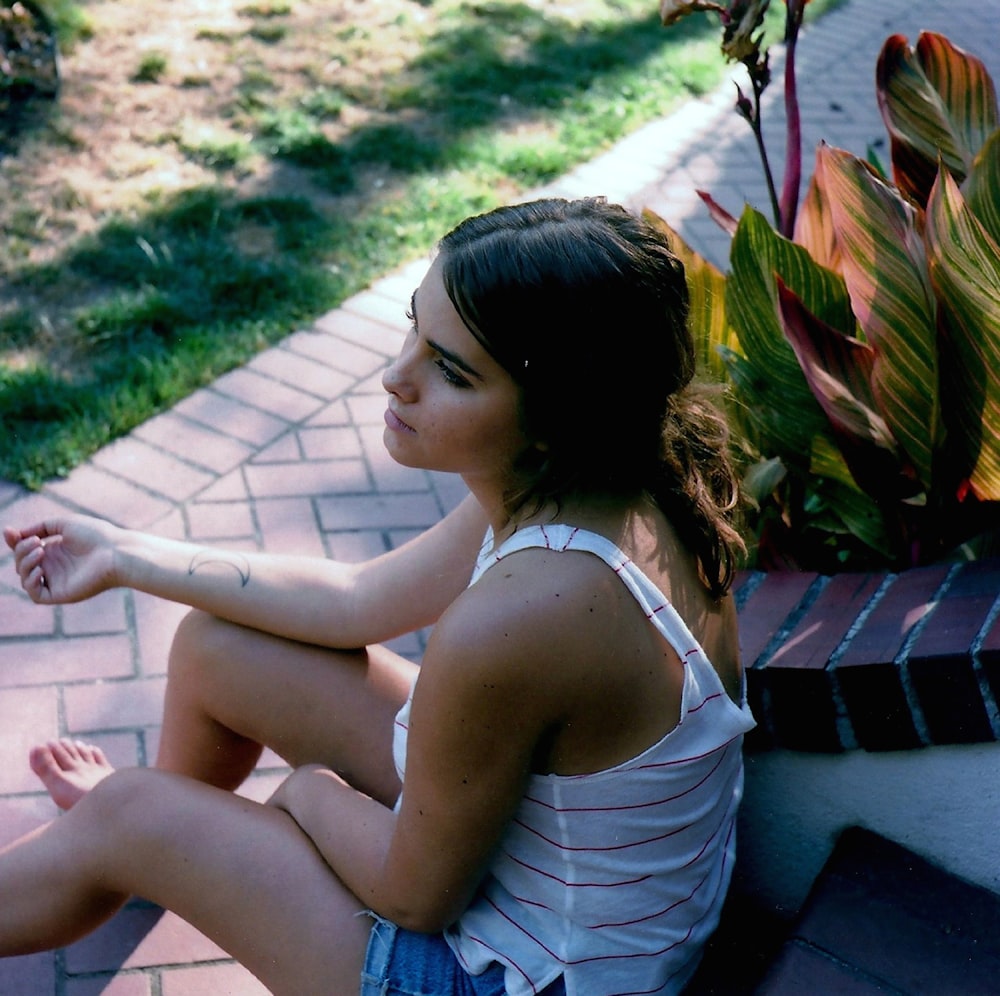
[438,197,744,598]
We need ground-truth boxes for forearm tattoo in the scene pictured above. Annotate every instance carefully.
[187,550,251,587]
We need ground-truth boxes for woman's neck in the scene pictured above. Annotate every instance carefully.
[500,491,652,545]
[462,467,652,542]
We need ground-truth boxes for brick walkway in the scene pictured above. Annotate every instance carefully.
[0,1,995,992]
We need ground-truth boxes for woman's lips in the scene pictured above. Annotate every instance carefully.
[384,407,416,433]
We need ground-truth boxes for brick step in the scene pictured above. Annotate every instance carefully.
[735,560,1000,753]
[756,827,1000,994]
[688,827,1000,994]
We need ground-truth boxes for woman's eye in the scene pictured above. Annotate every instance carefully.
[405,307,470,387]
[435,359,471,388]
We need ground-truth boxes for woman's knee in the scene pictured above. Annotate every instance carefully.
[167,609,241,689]
[74,767,165,846]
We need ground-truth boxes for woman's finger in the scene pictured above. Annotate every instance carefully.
[27,565,50,600]
[15,542,45,583]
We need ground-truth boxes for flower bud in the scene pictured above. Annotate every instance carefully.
[660,0,726,27]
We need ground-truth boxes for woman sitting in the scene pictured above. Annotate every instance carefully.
[2,196,753,995]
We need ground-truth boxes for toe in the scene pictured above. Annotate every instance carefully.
[74,740,109,768]
[74,739,96,762]
[28,741,60,776]
[53,738,83,767]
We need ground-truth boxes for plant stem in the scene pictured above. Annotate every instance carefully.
[777,0,806,237]
[748,78,783,229]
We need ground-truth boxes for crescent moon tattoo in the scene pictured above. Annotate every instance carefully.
[187,550,251,587]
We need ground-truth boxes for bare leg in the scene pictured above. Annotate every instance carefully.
[0,767,373,995]
[12,613,416,989]
[155,610,418,804]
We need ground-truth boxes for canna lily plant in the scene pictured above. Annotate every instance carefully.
[648,20,1000,572]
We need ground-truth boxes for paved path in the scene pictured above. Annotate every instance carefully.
[0,1,995,992]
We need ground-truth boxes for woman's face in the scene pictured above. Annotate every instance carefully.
[381,256,529,492]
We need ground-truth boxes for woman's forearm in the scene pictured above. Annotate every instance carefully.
[114,496,486,647]
[114,530,364,647]
[9,495,483,648]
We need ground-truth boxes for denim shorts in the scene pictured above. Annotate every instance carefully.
[359,915,566,996]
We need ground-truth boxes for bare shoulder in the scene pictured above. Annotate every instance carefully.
[417,516,738,774]
[431,545,626,671]
[421,545,666,750]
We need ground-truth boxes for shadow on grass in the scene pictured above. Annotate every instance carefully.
[1,189,344,485]
[408,3,702,126]
[271,4,715,191]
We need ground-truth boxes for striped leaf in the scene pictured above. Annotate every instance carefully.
[877,32,999,206]
[914,32,999,162]
[641,209,736,381]
[725,207,854,459]
[793,157,842,274]
[718,345,801,456]
[964,128,1000,248]
[817,144,941,492]
[926,169,1000,501]
[776,279,926,514]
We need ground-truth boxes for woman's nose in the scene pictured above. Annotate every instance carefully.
[382,341,415,398]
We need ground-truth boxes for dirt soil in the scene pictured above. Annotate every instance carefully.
[0,0,425,270]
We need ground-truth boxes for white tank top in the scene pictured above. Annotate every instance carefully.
[392,524,756,996]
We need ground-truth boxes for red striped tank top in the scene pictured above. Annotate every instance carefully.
[392,524,756,996]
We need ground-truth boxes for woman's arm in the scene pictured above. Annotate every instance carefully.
[3,495,488,649]
[269,565,573,931]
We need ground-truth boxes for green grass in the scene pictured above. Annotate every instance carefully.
[132,51,169,84]
[1,0,840,489]
[43,0,95,49]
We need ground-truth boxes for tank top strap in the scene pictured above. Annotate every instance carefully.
[472,523,710,674]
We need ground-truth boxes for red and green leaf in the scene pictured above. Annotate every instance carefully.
[724,207,851,459]
[793,158,842,273]
[963,128,1000,248]
[926,169,1000,501]
[876,32,999,206]
[817,144,941,491]
[776,279,921,505]
[915,32,999,163]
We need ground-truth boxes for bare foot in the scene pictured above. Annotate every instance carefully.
[30,738,115,810]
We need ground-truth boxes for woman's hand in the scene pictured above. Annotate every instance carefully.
[266,764,398,912]
[3,516,123,605]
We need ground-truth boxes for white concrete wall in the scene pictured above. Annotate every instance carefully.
[733,744,1000,916]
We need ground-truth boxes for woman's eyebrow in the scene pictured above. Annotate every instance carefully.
[427,338,484,381]
[410,288,485,381]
